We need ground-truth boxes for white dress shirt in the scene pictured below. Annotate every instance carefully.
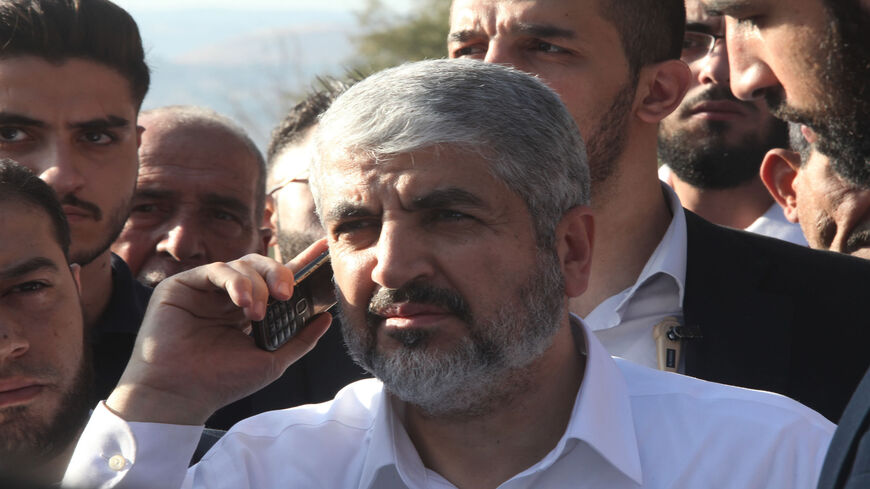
[63,318,833,489]
[745,202,809,246]
[586,185,686,369]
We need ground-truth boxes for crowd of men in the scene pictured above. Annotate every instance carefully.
[0,0,867,487]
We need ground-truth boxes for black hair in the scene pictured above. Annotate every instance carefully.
[0,160,71,259]
[599,0,686,80]
[0,0,150,107]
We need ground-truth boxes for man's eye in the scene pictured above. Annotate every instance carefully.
[451,44,486,58]
[432,209,473,222]
[132,204,157,213]
[81,131,115,145]
[333,219,379,236]
[0,127,28,142]
[533,41,566,54]
[212,210,241,223]
[10,281,48,294]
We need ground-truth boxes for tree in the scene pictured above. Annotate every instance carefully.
[350,0,452,74]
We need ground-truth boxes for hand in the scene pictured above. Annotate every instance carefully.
[106,240,332,425]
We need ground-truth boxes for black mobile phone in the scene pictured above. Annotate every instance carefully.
[252,251,336,351]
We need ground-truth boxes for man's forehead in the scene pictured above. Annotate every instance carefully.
[686,0,723,28]
[450,0,600,31]
[0,204,65,272]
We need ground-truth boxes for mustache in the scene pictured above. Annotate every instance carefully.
[368,281,473,324]
[683,86,758,112]
[59,194,102,221]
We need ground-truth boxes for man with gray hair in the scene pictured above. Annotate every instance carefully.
[112,105,270,288]
[65,60,832,489]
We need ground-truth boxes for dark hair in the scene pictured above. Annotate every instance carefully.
[266,77,354,167]
[0,160,71,259]
[598,0,686,80]
[0,0,150,107]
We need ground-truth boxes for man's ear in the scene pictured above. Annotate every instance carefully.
[760,148,802,223]
[635,59,691,123]
[136,125,145,149]
[70,263,82,295]
[555,206,594,298]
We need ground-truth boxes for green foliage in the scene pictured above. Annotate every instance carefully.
[351,0,452,74]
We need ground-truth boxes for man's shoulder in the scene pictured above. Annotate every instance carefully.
[684,210,870,282]
[619,358,832,426]
[193,379,385,485]
[212,378,383,445]
[617,357,835,457]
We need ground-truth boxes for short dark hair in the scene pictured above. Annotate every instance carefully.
[598,0,686,80]
[0,160,71,259]
[0,0,150,108]
[266,77,354,168]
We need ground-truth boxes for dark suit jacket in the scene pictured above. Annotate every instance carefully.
[681,211,870,422]
[817,367,870,489]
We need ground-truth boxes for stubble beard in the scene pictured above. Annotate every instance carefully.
[0,342,93,479]
[767,6,870,187]
[69,199,131,267]
[339,248,566,419]
[584,81,636,202]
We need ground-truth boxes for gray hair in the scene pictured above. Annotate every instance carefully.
[139,105,267,216]
[310,59,590,246]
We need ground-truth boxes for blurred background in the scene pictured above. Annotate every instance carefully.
[115,0,451,149]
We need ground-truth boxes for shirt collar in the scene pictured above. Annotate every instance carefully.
[358,316,644,488]
[603,184,688,325]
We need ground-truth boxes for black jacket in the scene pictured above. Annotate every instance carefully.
[681,211,870,422]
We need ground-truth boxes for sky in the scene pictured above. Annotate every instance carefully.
[112,1,417,148]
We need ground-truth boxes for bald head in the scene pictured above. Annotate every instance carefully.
[112,105,268,286]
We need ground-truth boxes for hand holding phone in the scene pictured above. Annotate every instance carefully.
[252,250,337,351]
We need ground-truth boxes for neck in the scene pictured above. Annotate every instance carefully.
[668,174,772,230]
[79,251,114,327]
[571,134,672,316]
[12,435,79,486]
[402,321,583,489]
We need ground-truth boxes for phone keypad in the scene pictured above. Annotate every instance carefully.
[257,297,311,350]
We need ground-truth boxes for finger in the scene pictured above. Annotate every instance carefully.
[271,312,333,370]
[234,253,295,301]
[286,238,329,274]
[225,259,273,320]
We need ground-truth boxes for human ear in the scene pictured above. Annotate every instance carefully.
[635,59,691,123]
[70,263,82,295]
[760,148,802,223]
[555,206,594,298]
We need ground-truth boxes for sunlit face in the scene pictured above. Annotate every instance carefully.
[0,202,90,475]
[793,151,870,260]
[0,57,140,266]
[707,0,870,185]
[448,0,637,190]
[659,0,787,189]
[112,119,263,287]
[320,146,566,416]
[268,129,324,261]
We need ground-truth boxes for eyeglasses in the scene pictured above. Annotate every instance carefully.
[267,178,309,197]
[681,31,726,62]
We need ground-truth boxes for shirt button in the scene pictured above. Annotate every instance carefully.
[108,454,127,471]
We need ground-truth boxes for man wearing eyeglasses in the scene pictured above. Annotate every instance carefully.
[111,106,270,288]
[657,0,804,245]
[264,80,352,263]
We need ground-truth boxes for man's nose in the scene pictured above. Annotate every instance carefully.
[697,38,730,86]
[0,322,29,362]
[725,25,779,101]
[34,142,87,197]
[370,222,435,290]
[156,218,207,264]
